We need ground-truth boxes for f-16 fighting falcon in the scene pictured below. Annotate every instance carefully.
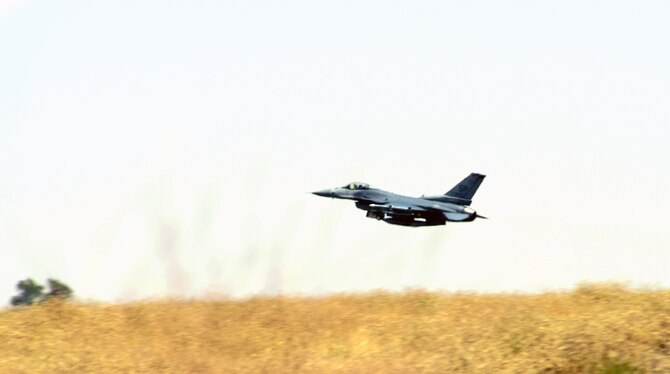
[312,173,487,227]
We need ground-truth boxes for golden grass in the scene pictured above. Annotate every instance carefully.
[1,284,669,373]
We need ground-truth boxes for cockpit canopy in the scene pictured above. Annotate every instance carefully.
[342,182,371,190]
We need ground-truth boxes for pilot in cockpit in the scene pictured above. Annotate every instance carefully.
[344,182,370,190]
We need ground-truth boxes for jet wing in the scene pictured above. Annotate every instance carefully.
[414,201,459,212]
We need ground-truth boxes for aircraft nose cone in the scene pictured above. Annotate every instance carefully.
[312,189,333,197]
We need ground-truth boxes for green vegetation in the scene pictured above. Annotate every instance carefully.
[10,278,73,306]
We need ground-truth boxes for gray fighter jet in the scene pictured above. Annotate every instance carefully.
[312,173,487,227]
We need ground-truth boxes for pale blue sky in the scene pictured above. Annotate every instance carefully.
[1,1,669,302]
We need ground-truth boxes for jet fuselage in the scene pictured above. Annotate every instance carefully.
[312,176,486,227]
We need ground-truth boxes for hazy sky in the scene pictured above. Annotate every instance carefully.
[1,1,669,303]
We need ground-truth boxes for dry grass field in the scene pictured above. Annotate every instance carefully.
[1,284,669,373]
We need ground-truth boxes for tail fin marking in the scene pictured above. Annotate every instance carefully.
[445,173,486,202]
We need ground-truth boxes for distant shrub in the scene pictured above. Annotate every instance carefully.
[43,279,73,301]
[10,278,73,306]
[10,279,44,306]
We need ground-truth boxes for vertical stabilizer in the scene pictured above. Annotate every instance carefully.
[444,173,486,204]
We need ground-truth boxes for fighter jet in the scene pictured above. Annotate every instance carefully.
[312,173,487,227]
